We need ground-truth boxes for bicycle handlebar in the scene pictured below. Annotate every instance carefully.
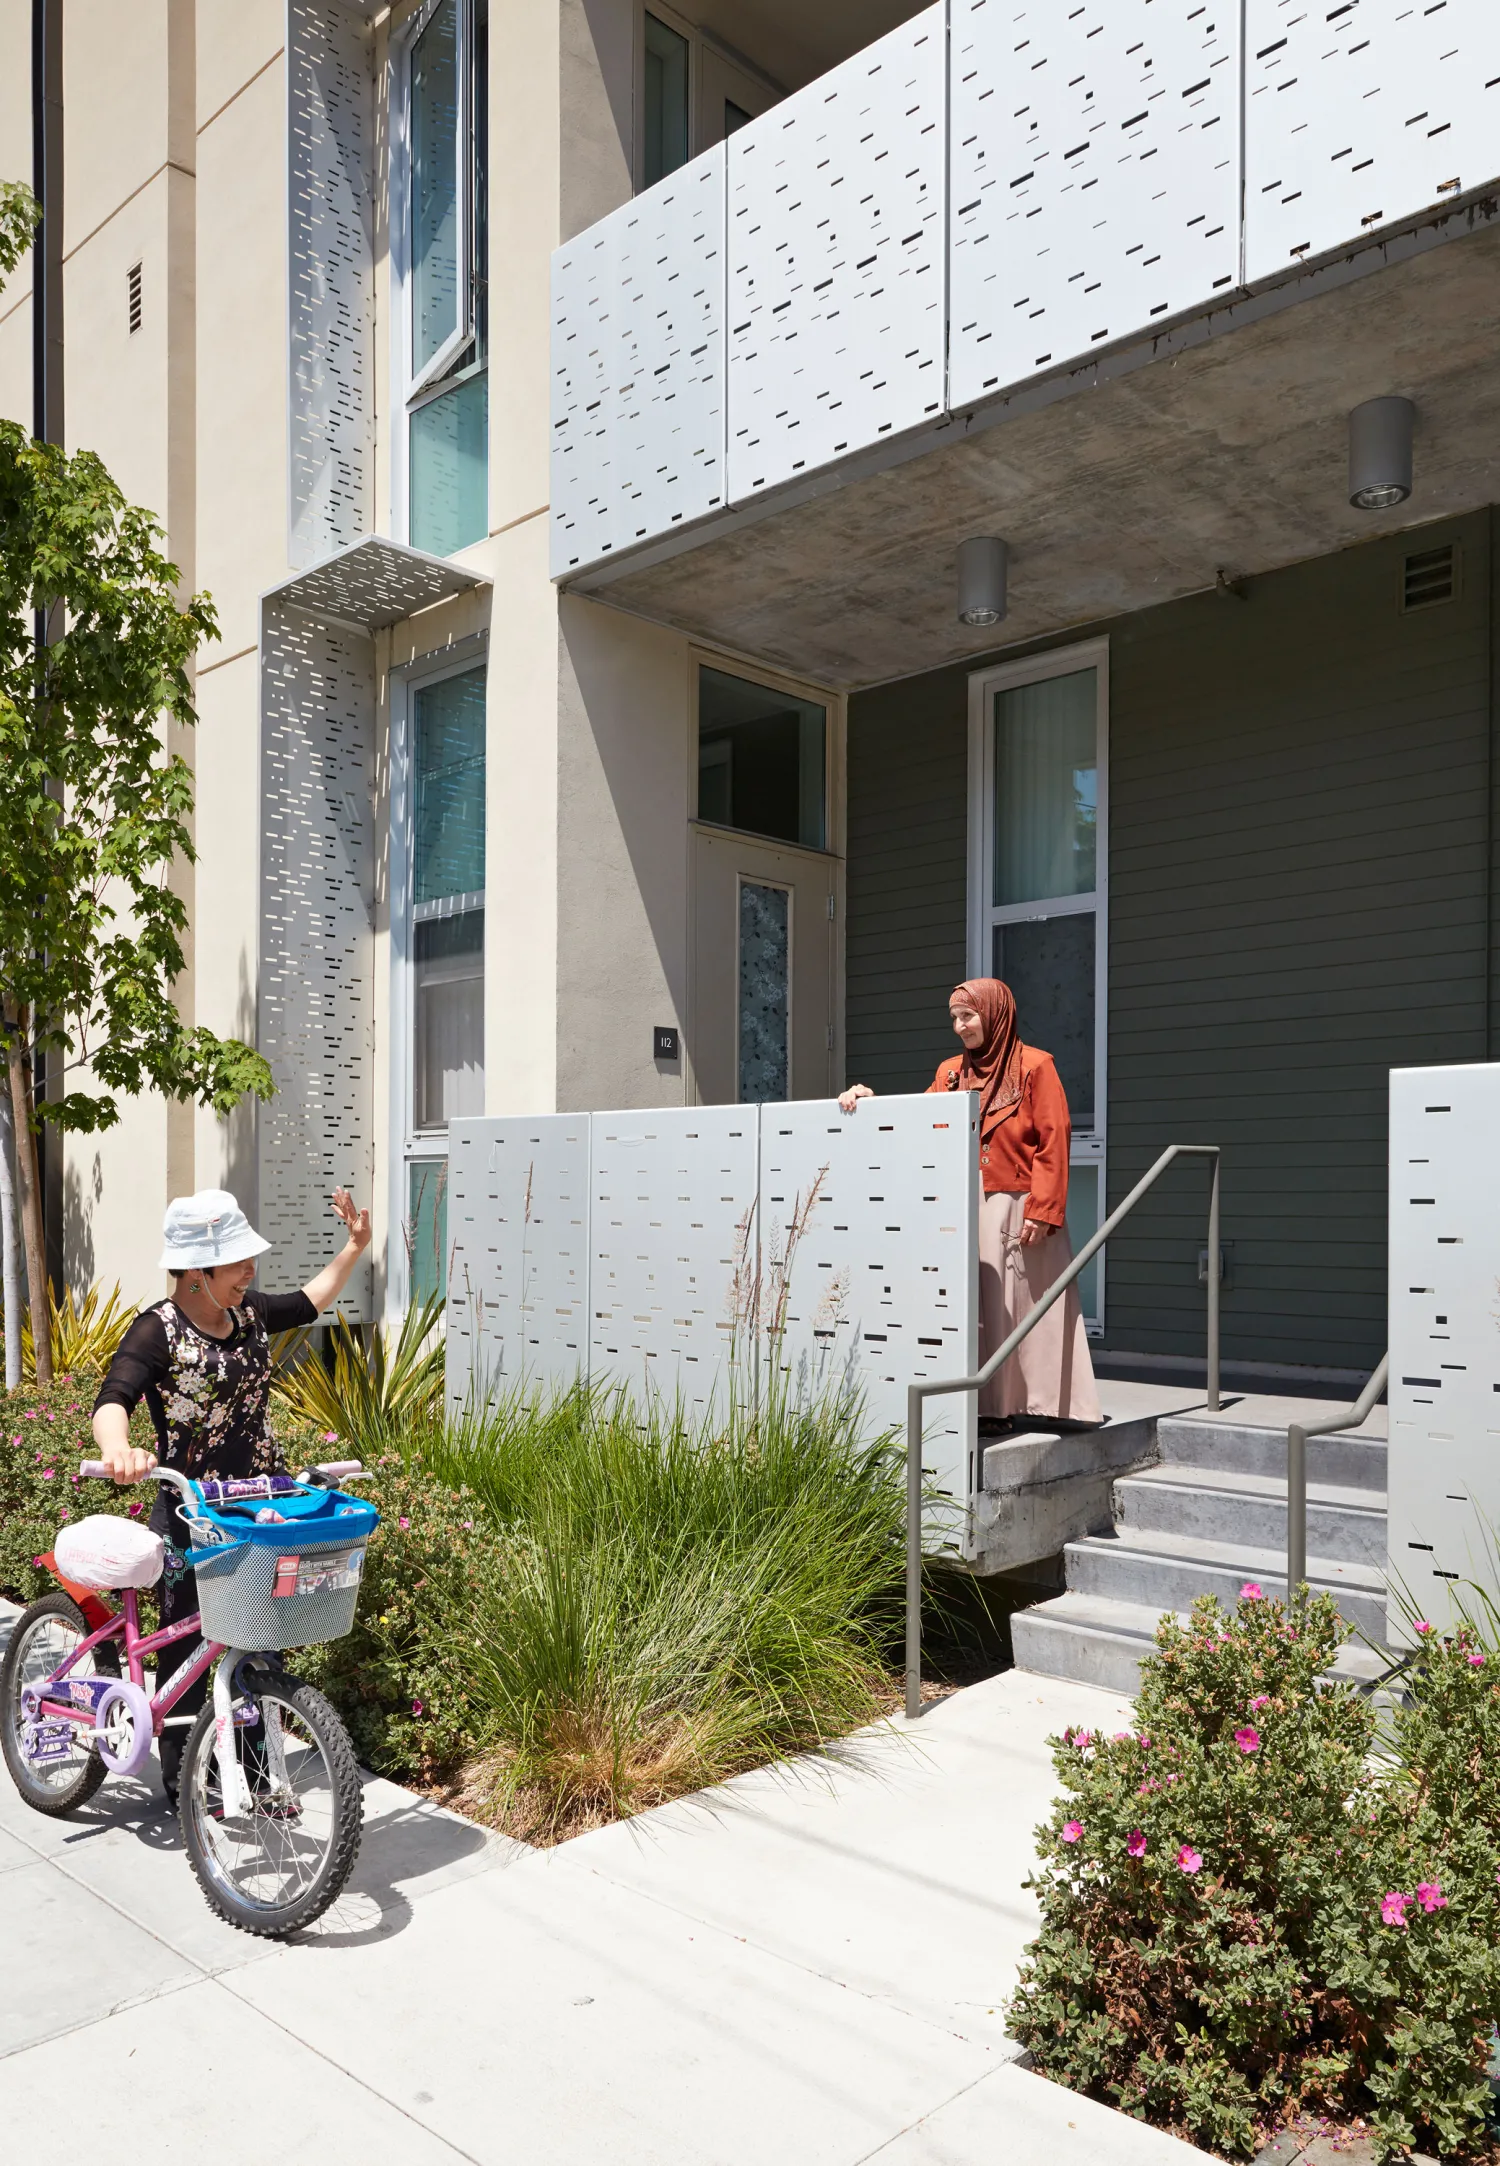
[78,1460,364,1493]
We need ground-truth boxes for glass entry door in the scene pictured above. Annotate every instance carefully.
[690,829,837,1106]
[969,641,1107,1328]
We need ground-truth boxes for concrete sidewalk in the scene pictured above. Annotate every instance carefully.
[0,1604,1207,2164]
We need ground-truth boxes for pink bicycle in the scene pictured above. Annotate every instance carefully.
[0,1459,378,1938]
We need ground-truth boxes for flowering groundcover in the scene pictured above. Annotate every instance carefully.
[1009,1588,1500,2161]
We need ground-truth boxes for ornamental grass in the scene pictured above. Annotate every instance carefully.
[302,1379,910,1843]
[1010,1586,1500,2163]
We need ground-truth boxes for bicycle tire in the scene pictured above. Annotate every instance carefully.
[0,1592,121,1817]
[178,1668,363,1938]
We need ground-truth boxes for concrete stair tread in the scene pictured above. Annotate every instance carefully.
[1067,1524,1386,1594]
[1013,1590,1394,1684]
[1162,1416,1384,1447]
[1122,1462,1387,1516]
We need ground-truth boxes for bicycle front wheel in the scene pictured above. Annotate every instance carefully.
[179,1667,363,1937]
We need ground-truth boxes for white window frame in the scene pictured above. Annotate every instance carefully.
[967,635,1109,1334]
[390,0,484,545]
[387,633,489,1320]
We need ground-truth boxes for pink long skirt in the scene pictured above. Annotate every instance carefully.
[977,1190,1102,1423]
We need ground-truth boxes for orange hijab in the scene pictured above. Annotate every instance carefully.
[950,979,1025,1142]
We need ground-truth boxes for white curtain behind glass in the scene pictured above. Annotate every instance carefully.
[992,669,1098,906]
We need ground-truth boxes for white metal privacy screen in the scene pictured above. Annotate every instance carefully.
[948,0,1241,406]
[287,0,375,567]
[549,0,1500,576]
[725,6,946,504]
[1387,1064,1500,1640]
[445,1096,980,1537]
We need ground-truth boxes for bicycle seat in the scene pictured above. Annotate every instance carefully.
[53,1515,165,1592]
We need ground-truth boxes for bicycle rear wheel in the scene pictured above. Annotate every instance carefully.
[1,1593,120,1816]
[178,1665,363,1937]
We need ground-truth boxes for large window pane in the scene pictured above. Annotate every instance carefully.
[992,913,1095,1131]
[699,666,826,850]
[407,1159,449,1304]
[414,911,484,1128]
[414,665,486,904]
[993,668,1098,906]
[411,0,460,374]
[644,13,690,187]
[410,372,487,555]
[738,882,789,1103]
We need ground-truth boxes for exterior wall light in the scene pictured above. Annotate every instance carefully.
[957,535,1008,626]
[1348,396,1414,511]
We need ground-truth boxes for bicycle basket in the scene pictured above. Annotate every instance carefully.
[183,1483,380,1651]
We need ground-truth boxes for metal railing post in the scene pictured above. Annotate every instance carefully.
[1205,1151,1221,1412]
[902,1140,1220,1715]
[1284,1352,1388,1603]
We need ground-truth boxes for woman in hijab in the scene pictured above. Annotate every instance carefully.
[840,979,1101,1431]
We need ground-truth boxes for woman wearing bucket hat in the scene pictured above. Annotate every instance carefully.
[90,1186,370,1803]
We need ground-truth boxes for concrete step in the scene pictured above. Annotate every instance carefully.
[1011,1588,1396,1697]
[1062,1525,1388,1639]
[1115,1463,1387,1568]
[1156,1416,1386,1493]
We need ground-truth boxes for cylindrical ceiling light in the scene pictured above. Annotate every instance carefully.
[957,536,1008,626]
[1348,395,1414,511]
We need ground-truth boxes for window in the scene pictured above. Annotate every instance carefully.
[394,656,487,1311]
[644,12,691,185]
[970,641,1108,1328]
[698,665,827,851]
[402,0,488,555]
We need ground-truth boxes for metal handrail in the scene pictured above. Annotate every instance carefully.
[903,1143,1221,1719]
[1286,1352,1388,1596]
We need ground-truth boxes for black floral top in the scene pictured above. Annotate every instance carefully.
[94,1289,317,1485]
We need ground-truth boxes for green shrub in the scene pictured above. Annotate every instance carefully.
[0,1376,145,1602]
[302,1381,909,1842]
[1010,1589,1500,2162]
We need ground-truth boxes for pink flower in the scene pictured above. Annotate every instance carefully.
[1413,1620,1433,1636]
[10,1435,19,1446]
[1138,1780,1157,1796]
[24,1410,36,1420]
[398,1516,410,1530]
[45,1412,54,1423]
[1381,1890,1411,1927]
[1249,1695,1270,1711]
[411,1699,423,1716]
[1415,1882,1448,1914]
[322,1431,338,1444]
[127,1503,143,1518]
[1239,1582,1263,1601]
[1177,1846,1203,1875]
[1113,1731,1133,1744]
[58,1508,70,1521]
[40,1469,54,1481]
[1234,1726,1261,1755]
[1072,1730,1093,1750]
[1468,1651,1486,1668]
[462,1519,473,1529]
[1126,1829,1147,1858]
[1061,1820,1083,1844]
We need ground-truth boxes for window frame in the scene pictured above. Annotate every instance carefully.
[390,0,488,550]
[967,636,1109,1333]
[634,1,783,190]
[387,633,489,1320]
[691,652,840,859]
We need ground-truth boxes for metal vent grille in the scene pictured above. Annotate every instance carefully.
[126,261,142,335]
[1402,543,1459,612]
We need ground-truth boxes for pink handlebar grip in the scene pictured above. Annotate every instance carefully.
[79,1460,111,1479]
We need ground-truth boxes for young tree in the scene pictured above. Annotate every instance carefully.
[0,179,273,1383]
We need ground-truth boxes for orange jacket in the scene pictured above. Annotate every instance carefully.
[927,1044,1072,1225]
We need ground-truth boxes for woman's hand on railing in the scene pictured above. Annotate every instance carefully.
[838,1084,874,1113]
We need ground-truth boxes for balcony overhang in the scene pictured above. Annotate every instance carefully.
[572,217,1500,691]
[263,534,489,633]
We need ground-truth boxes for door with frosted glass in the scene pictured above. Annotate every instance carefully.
[691,831,836,1107]
[975,652,1106,1328]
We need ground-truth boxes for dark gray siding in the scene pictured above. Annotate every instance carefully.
[845,512,1494,1374]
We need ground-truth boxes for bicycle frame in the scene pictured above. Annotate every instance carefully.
[35,1587,225,1738]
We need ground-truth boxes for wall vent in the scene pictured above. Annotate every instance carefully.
[1402,542,1458,612]
[126,261,142,335]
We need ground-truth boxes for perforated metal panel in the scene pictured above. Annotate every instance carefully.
[1387,1064,1500,1640]
[726,6,945,502]
[588,1108,760,1419]
[266,534,487,629]
[949,0,1241,407]
[1246,0,1500,282]
[551,147,726,577]
[759,1096,980,1528]
[258,604,376,1318]
[445,1116,592,1416]
[287,1,374,568]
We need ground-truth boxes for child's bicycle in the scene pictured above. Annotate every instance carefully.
[0,1458,379,1939]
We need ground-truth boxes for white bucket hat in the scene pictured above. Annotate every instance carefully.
[158,1190,271,1272]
